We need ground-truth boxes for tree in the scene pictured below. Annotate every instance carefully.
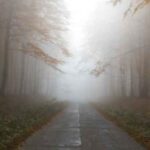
[111,0,150,15]
[0,0,70,96]
[0,0,14,95]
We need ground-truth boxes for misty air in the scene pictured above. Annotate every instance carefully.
[0,0,149,150]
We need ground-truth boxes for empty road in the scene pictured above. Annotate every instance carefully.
[19,103,146,150]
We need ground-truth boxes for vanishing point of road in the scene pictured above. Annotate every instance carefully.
[19,103,146,150]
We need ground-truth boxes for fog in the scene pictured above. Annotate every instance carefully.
[0,0,149,102]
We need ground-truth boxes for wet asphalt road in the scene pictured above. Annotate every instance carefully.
[20,103,146,150]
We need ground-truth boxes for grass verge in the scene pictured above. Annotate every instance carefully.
[93,98,150,149]
[0,96,67,150]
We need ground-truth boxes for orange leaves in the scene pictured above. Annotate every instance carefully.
[111,0,150,16]
[11,0,71,72]
[124,0,150,16]
[91,61,110,77]
[28,43,64,65]
[133,0,150,14]
[19,43,65,72]
[10,28,67,71]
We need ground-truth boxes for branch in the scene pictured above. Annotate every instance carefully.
[16,43,65,73]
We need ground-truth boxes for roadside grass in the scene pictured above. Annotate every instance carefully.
[93,98,150,149]
[0,96,67,150]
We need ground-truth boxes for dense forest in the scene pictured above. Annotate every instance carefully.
[0,0,149,149]
[0,0,149,100]
[0,0,70,98]
[83,0,150,100]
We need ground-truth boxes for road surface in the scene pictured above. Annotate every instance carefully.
[19,103,146,150]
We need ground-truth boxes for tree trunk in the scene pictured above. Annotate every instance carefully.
[140,49,149,98]
[0,1,13,95]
